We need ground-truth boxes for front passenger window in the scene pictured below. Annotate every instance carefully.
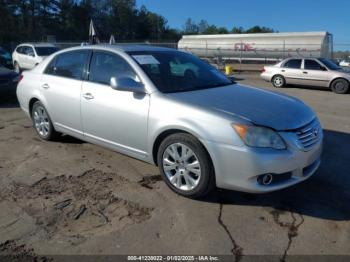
[89,52,137,85]
[304,60,323,70]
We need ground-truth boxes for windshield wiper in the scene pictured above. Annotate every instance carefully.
[195,82,232,90]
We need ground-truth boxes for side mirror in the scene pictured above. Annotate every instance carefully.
[321,66,327,71]
[110,77,145,94]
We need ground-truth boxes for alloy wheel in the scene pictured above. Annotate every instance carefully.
[162,143,201,191]
[33,106,50,137]
[334,81,346,93]
[274,76,283,87]
[14,63,20,73]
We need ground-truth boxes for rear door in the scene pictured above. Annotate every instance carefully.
[25,46,37,69]
[301,59,332,87]
[40,50,90,138]
[17,46,29,69]
[281,59,303,85]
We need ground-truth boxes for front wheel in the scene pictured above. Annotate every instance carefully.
[331,79,349,94]
[31,101,59,141]
[157,133,215,198]
[272,75,285,88]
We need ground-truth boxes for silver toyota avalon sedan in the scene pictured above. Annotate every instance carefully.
[16,45,323,198]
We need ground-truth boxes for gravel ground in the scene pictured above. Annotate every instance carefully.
[0,73,349,261]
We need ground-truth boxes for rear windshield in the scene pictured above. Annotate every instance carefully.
[35,47,59,56]
[128,50,232,93]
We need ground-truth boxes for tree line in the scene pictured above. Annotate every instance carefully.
[0,0,275,47]
[183,18,275,35]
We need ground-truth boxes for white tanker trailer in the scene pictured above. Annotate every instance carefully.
[178,31,333,61]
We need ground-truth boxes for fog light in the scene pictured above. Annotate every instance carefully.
[257,174,273,186]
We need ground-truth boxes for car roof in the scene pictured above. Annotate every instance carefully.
[18,43,57,48]
[99,44,175,52]
[58,44,177,54]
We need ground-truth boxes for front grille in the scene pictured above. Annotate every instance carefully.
[295,119,322,151]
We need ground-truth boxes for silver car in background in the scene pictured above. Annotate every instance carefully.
[17,45,323,198]
[261,57,350,94]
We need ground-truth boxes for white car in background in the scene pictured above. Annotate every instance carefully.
[12,43,59,73]
[339,60,350,67]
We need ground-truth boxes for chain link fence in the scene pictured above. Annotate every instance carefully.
[1,40,349,71]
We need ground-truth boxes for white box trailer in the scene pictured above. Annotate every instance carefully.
[178,31,333,61]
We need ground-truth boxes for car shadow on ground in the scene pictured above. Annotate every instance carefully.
[0,88,19,108]
[0,97,19,108]
[200,129,350,221]
[56,134,86,144]
[285,85,331,92]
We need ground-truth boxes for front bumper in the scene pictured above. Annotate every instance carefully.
[203,133,323,193]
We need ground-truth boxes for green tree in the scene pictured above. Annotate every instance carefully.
[198,19,209,34]
[245,25,274,33]
[231,26,244,34]
[183,18,199,34]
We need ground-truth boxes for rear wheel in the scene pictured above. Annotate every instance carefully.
[31,101,59,141]
[14,62,21,73]
[331,79,349,94]
[157,133,215,198]
[272,75,285,88]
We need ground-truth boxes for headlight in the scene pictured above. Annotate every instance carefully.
[232,124,286,150]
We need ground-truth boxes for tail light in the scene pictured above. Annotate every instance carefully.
[261,68,266,73]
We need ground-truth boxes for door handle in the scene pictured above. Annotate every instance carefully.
[83,93,94,100]
[281,70,285,72]
[303,71,308,74]
[42,83,50,89]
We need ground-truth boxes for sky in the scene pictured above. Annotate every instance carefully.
[136,0,350,49]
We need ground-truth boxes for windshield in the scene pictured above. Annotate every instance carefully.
[35,47,59,56]
[318,58,341,70]
[128,50,232,93]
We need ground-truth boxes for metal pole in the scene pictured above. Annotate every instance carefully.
[240,40,242,72]
[205,40,208,58]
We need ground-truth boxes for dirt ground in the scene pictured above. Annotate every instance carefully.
[0,73,350,261]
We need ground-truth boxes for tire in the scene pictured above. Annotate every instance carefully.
[31,101,59,141]
[157,133,215,198]
[272,75,285,88]
[330,79,349,94]
[14,62,21,73]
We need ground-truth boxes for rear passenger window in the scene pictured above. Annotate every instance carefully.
[89,51,137,85]
[52,51,89,80]
[284,59,302,69]
[45,58,56,75]
[304,60,323,70]
[16,46,23,54]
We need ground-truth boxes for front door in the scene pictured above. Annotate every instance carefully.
[81,51,149,159]
[301,59,332,87]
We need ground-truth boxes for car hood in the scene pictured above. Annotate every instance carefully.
[338,68,350,74]
[166,84,315,131]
